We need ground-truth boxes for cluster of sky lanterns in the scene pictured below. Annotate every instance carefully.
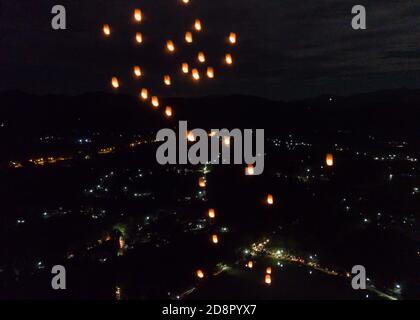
[102,6,339,291]
[102,4,237,119]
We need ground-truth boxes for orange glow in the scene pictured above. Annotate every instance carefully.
[246,165,255,176]
[326,153,334,167]
[185,31,193,43]
[166,40,175,52]
[165,106,173,117]
[266,267,272,275]
[140,88,148,100]
[164,75,172,86]
[151,96,159,108]
[196,269,205,279]
[265,274,272,285]
[134,9,142,22]
[111,77,119,89]
[267,194,274,205]
[212,234,219,244]
[225,53,233,65]
[182,0,190,4]
[223,136,230,146]
[247,261,254,269]
[198,52,206,63]
[182,63,189,74]
[103,24,111,36]
[198,177,206,188]
[133,66,142,78]
[187,131,196,142]
[208,208,216,219]
[135,32,143,43]
[206,67,215,79]
[229,32,237,44]
[194,19,202,31]
[192,68,200,81]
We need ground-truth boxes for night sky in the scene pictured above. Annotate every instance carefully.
[2,0,420,100]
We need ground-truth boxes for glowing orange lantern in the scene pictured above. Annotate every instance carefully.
[111,77,119,89]
[133,66,142,78]
[182,63,189,74]
[164,75,172,86]
[198,177,206,188]
[266,267,272,275]
[267,194,274,205]
[151,96,159,108]
[229,32,237,44]
[166,40,175,52]
[165,106,173,117]
[135,32,143,44]
[182,0,190,4]
[134,9,142,22]
[225,53,233,65]
[103,24,111,36]
[208,208,215,219]
[140,88,148,100]
[223,136,230,146]
[247,261,254,269]
[196,269,205,279]
[206,67,215,79]
[198,52,206,63]
[326,153,334,167]
[185,31,193,43]
[192,68,200,81]
[212,234,219,244]
[246,165,255,176]
[187,131,195,142]
[265,274,272,285]
[194,19,202,32]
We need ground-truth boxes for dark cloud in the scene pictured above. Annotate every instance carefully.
[1,0,420,100]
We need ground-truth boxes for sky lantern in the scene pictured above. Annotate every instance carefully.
[198,52,206,63]
[206,67,215,79]
[151,96,159,108]
[266,194,274,205]
[140,88,148,100]
[247,261,254,269]
[265,274,272,285]
[182,63,189,74]
[182,0,190,4]
[225,53,233,65]
[192,68,200,81]
[208,208,216,219]
[166,40,175,53]
[246,165,255,176]
[185,31,193,43]
[196,270,205,279]
[111,77,119,89]
[187,131,196,142]
[198,177,206,188]
[164,75,172,86]
[326,153,334,167]
[133,66,142,78]
[194,19,202,32]
[134,9,142,22]
[103,24,111,36]
[229,32,237,44]
[135,32,143,43]
[266,267,272,275]
[212,234,219,244]
[223,136,231,146]
[165,106,173,117]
